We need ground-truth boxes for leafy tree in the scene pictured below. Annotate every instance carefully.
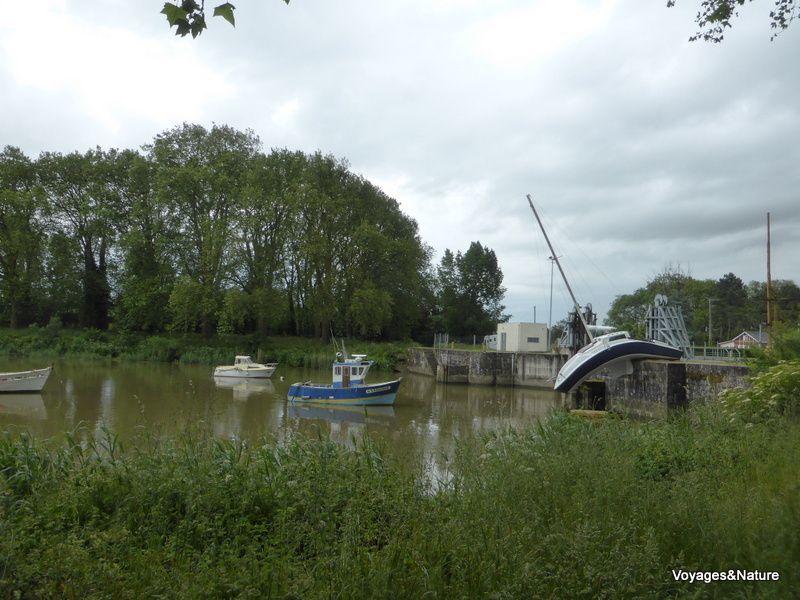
[667,0,798,42]
[38,148,125,329]
[748,279,800,327]
[459,242,507,325]
[41,232,83,326]
[350,282,393,338]
[0,147,47,328]
[216,288,253,334]
[605,288,650,339]
[1,124,435,341]
[433,249,459,334]
[714,272,747,340]
[286,152,350,340]
[168,276,207,332]
[607,266,799,345]
[161,0,290,38]
[435,242,507,337]
[230,149,306,335]
[150,123,261,335]
[606,266,715,343]
[773,280,800,325]
[344,183,431,340]
[113,152,177,332]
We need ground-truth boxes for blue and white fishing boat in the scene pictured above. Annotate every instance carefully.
[287,352,401,406]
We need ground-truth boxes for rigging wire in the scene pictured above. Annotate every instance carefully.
[534,199,623,310]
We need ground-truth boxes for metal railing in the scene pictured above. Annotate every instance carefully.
[690,346,743,361]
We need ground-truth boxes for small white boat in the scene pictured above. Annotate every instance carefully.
[0,367,52,393]
[554,331,682,393]
[213,355,277,379]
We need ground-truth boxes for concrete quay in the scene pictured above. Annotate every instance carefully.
[405,347,750,418]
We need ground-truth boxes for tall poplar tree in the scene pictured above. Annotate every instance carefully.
[38,148,123,329]
[0,147,46,328]
[150,123,260,335]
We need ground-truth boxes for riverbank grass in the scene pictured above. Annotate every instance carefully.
[2,397,798,598]
[0,327,413,370]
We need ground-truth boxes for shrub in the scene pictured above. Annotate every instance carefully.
[719,360,800,424]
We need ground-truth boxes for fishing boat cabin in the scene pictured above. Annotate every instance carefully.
[332,354,373,388]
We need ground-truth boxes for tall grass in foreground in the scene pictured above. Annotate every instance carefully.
[1,401,798,599]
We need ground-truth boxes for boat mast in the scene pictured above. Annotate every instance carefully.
[526,194,593,342]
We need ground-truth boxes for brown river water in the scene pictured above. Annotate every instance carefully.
[0,359,561,464]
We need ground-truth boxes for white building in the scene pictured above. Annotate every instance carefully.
[496,322,548,352]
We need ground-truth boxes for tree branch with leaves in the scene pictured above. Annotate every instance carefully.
[161,1,290,38]
[668,0,798,42]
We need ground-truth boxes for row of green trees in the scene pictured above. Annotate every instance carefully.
[433,243,508,337]
[0,124,506,340]
[606,267,800,344]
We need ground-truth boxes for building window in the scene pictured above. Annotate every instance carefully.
[527,337,540,343]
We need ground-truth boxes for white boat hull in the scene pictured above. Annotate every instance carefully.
[213,364,277,379]
[555,333,682,393]
[0,367,52,393]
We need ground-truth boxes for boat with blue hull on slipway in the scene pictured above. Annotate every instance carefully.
[287,353,401,406]
[554,331,683,393]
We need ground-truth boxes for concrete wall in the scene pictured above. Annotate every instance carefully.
[406,347,438,377]
[685,362,750,401]
[603,361,687,419]
[590,360,750,419]
[406,347,564,388]
[406,348,750,418]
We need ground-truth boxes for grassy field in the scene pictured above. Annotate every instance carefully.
[1,362,798,598]
[0,327,414,370]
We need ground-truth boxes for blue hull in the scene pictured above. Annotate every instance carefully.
[287,379,401,406]
[555,340,682,393]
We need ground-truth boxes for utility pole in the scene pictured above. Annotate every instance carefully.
[766,212,773,333]
[707,297,715,346]
[547,255,559,350]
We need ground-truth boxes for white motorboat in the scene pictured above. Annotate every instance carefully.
[0,367,52,393]
[554,331,682,393]
[213,355,277,379]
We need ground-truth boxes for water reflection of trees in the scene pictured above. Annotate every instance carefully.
[2,364,562,476]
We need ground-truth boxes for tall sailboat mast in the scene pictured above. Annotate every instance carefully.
[526,194,593,342]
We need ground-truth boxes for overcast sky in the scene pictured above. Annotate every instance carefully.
[1,0,798,325]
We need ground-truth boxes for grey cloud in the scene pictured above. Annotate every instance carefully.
[1,0,797,323]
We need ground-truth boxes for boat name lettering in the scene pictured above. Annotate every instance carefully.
[365,385,391,394]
